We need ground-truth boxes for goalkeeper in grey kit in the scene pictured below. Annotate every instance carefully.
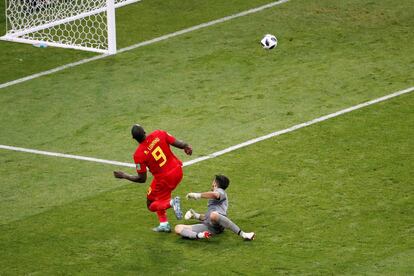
[174,175,255,240]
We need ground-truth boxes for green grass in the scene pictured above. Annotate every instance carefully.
[0,0,273,83]
[0,0,413,274]
[0,0,413,159]
[0,90,412,275]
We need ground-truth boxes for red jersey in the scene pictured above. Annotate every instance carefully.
[133,130,183,176]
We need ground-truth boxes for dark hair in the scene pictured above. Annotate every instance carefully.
[215,174,230,190]
[131,124,146,142]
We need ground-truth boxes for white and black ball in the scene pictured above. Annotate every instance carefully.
[260,34,278,50]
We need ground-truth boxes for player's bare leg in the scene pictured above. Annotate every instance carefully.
[210,211,255,240]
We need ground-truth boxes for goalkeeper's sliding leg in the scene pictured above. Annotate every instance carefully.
[209,211,255,240]
[175,210,255,240]
[178,174,255,240]
[174,224,212,239]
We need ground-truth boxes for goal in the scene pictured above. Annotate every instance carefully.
[0,0,141,54]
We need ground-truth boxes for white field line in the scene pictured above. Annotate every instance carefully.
[0,145,135,168]
[0,0,290,90]
[1,86,413,167]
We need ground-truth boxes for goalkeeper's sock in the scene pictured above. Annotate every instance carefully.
[184,209,201,220]
[180,229,210,239]
[216,213,241,234]
[180,228,198,239]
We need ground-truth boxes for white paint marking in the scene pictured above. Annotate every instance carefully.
[184,86,414,166]
[1,86,413,167]
[0,55,106,90]
[0,145,135,168]
[0,0,290,90]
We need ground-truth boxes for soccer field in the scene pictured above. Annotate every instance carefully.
[1,0,413,274]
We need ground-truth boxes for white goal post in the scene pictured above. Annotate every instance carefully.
[1,0,141,54]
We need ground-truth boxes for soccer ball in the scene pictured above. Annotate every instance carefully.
[260,34,278,50]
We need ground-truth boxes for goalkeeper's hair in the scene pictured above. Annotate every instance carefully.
[215,174,230,190]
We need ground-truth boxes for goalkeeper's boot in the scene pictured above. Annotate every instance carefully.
[197,231,211,239]
[184,209,196,220]
[152,222,171,233]
[242,232,256,241]
[170,196,183,220]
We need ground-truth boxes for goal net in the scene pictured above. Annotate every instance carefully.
[1,0,140,54]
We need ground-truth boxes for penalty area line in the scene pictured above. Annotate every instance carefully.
[1,86,413,167]
[0,0,290,90]
[184,86,414,166]
[0,145,135,168]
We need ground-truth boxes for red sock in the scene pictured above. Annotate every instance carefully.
[148,199,171,212]
[157,210,168,223]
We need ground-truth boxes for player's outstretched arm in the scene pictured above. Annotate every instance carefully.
[113,171,147,183]
[186,191,220,200]
[172,139,192,155]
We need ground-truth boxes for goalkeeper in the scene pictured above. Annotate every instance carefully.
[174,175,255,240]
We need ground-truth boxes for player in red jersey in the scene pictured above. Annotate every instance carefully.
[114,124,193,232]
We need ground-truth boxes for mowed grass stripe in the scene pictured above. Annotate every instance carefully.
[1,0,413,228]
[0,151,128,225]
[184,86,414,166]
[0,92,412,274]
[0,86,412,225]
[0,0,280,83]
[1,86,413,168]
[1,0,412,163]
